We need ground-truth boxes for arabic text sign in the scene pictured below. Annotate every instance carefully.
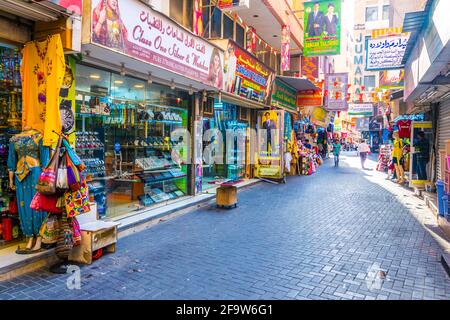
[324,73,348,111]
[224,40,274,104]
[303,0,342,56]
[90,0,223,89]
[348,103,374,116]
[366,34,409,70]
[271,79,297,111]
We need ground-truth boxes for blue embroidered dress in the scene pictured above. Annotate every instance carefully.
[7,130,49,237]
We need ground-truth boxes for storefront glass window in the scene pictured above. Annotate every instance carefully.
[223,14,234,40]
[202,100,247,190]
[75,64,190,220]
[211,7,222,38]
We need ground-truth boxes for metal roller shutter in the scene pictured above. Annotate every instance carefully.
[437,98,450,180]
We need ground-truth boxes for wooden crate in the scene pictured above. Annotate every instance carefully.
[216,186,237,208]
[69,224,118,265]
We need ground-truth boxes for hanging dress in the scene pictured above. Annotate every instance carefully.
[7,130,50,237]
[21,34,65,147]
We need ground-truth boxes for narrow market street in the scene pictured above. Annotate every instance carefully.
[1,154,450,300]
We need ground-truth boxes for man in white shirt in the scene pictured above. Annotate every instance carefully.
[358,140,371,169]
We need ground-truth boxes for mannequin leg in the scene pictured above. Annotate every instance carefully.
[26,237,34,249]
[32,236,42,251]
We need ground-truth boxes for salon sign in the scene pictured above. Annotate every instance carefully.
[90,0,224,89]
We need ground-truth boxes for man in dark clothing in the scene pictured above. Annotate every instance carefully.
[306,2,325,37]
[415,131,430,180]
[323,3,339,36]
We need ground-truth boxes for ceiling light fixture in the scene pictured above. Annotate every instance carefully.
[188,85,194,96]
[90,74,101,80]
[170,79,175,90]
[120,63,126,76]
[114,80,124,85]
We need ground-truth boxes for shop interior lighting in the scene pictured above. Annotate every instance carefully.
[114,80,124,85]
[120,63,126,76]
[134,84,144,89]
[89,74,101,80]
[170,79,176,90]
[147,72,153,85]
[188,85,194,95]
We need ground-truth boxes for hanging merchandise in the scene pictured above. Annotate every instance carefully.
[397,119,411,139]
[36,136,63,195]
[21,34,66,147]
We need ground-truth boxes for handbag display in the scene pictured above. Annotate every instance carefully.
[30,192,63,214]
[64,181,90,218]
[36,137,63,195]
[62,138,85,171]
[56,155,68,192]
[66,153,83,192]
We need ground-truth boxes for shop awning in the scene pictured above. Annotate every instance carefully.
[401,0,434,65]
[276,76,319,91]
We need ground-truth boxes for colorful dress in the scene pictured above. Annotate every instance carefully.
[21,34,65,147]
[7,130,50,237]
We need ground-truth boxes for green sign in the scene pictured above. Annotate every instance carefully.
[303,0,342,57]
[271,79,297,111]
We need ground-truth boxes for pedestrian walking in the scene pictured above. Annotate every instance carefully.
[332,139,341,167]
[358,139,371,169]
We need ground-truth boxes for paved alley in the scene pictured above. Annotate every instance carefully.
[1,153,450,300]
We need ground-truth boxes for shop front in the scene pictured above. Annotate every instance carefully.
[78,0,224,216]
[202,39,275,188]
[0,2,82,251]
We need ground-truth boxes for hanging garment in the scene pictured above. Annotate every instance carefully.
[397,120,412,139]
[7,130,50,237]
[21,34,65,146]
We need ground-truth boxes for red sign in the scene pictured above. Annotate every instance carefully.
[301,56,319,81]
[50,0,82,15]
[297,81,323,107]
[193,0,203,36]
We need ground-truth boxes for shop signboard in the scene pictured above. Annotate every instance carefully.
[324,73,348,112]
[379,69,405,89]
[301,56,319,81]
[256,110,284,179]
[90,0,224,90]
[355,117,370,131]
[223,40,275,104]
[348,103,374,117]
[217,0,250,10]
[50,0,82,15]
[300,106,328,127]
[271,79,297,112]
[366,34,409,71]
[303,0,342,57]
[297,78,323,107]
[281,25,291,71]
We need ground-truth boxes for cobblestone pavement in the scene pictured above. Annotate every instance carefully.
[1,152,450,300]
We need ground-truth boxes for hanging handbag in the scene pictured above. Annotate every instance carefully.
[62,138,85,171]
[64,181,90,218]
[56,154,69,192]
[30,192,63,214]
[66,153,82,191]
[71,217,82,247]
[36,137,63,195]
